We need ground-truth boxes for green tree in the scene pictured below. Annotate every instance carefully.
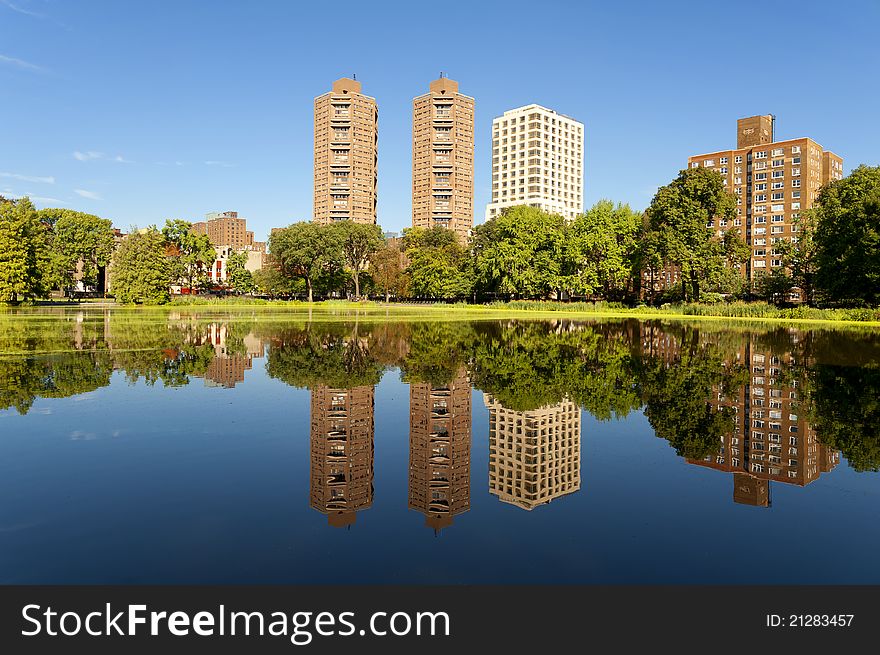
[813,165,880,307]
[752,269,794,305]
[777,211,819,305]
[634,221,664,304]
[226,250,255,293]
[109,228,172,304]
[647,168,738,302]
[162,219,216,293]
[329,221,384,299]
[38,208,115,296]
[472,205,566,299]
[252,261,303,297]
[565,200,641,300]
[370,240,409,301]
[403,227,471,299]
[269,222,342,303]
[0,196,49,303]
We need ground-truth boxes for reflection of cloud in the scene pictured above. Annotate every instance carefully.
[74,189,101,200]
[69,430,97,440]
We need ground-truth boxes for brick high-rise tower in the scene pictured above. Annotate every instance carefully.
[412,76,475,242]
[313,78,378,224]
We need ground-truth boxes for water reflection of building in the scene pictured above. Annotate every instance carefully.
[485,396,581,510]
[409,368,471,532]
[310,385,375,527]
[200,324,265,389]
[689,340,840,506]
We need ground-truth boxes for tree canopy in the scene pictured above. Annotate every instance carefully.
[329,220,384,299]
[647,167,740,302]
[813,165,880,307]
[565,200,642,300]
[403,227,471,299]
[109,228,172,304]
[472,205,567,299]
[162,219,216,292]
[38,208,115,296]
[0,196,49,303]
[269,222,342,302]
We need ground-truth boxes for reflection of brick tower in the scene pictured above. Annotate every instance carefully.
[409,368,471,532]
[686,337,840,506]
[310,385,374,528]
[732,472,770,507]
[485,396,581,510]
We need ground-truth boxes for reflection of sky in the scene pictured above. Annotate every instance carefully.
[0,362,878,585]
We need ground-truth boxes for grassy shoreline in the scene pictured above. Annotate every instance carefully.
[6,298,880,328]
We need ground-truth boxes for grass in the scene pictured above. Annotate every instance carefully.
[6,297,879,329]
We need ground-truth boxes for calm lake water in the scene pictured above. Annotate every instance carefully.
[1,308,879,584]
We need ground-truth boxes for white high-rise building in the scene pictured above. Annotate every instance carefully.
[485,104,584,222]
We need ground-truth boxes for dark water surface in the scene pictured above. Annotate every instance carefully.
[1,309,879,584]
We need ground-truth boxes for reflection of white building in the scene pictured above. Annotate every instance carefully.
[485,395,581,510]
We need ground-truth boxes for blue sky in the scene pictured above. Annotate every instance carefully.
[1,0,877,241]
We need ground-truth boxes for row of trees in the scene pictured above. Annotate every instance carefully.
[4,163,877,306]
[0,196,117,303]
[264,169,746,304]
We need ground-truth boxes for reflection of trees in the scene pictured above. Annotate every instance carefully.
[635,327,747,460]
[400,321,476,388]
[0,351,114,415]
[469,320,641,418]
[0,310,237,414]
[805,364,880,472]
[266,324,386,390]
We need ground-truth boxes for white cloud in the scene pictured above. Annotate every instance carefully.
[29,196,64,204]
[205,160,234,167]
[74,189,101,200]
[0,53,44,72]
[0,171,55,184]
[0,1,42,18]
[73,150,104,161]
[74,151,133,163]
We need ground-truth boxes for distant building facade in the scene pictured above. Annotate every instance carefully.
[485,104,584,222]
[190,211,266,286]
[485,395,581,510]
[409,367,472,531]
[412,76,475,242]
[313,78,378,225]
[310,385,375,527]
[192,211,266,251]
[687,115,843,295]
